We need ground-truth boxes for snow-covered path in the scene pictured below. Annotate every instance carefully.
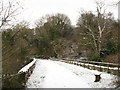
[26,59,118,88]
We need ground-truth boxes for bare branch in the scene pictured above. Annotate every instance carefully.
[0,0,22,30]
[84,25,98,51]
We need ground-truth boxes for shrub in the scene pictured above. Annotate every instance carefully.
[88,55,101,62]
[106,41,118,54]
[2,73,25,89]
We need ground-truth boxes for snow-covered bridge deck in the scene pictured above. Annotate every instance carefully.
[26,59,118,88]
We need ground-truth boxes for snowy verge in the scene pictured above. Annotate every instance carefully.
[18,58,37,73]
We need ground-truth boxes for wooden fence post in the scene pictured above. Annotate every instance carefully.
[107,65,110,73]
[84,63,85,67]
[100,66,101,71]
[94,65,95,70]
[88,63,89,69]
[118,66,120,76]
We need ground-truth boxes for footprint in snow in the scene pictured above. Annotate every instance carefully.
[40,76,45,78]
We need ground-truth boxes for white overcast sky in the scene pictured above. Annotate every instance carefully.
[16,0,118,27]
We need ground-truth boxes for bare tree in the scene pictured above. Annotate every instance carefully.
[34,13,72,58]
[77,0,114,55]
[96,0,115,54]
[0,0,22,30]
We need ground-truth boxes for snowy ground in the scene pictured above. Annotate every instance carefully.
[26,59,118,88]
